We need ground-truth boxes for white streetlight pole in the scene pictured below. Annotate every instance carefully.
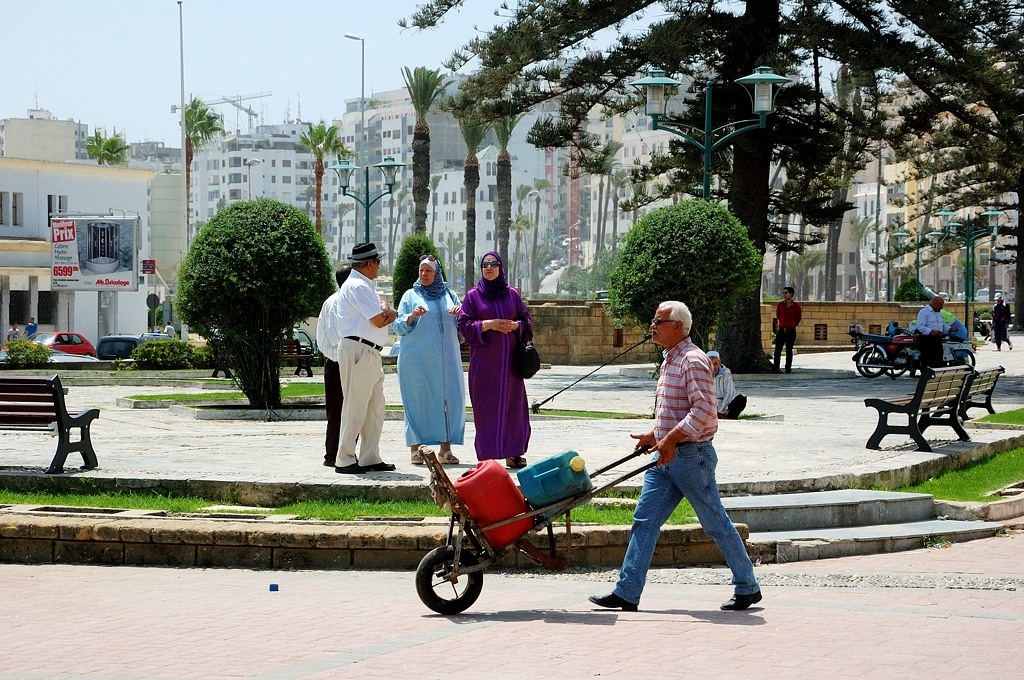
[345,33,368,243]
[246,158,261,199]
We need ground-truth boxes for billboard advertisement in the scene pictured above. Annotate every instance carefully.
[50,216,139,291]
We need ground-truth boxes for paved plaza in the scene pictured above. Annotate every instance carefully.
[1,342,1023,678]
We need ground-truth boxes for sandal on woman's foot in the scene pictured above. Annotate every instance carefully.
[411,449,425,465]
[438,450,460,465]
[506,456,528,469]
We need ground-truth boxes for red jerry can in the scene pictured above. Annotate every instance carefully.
[453,460,534,549]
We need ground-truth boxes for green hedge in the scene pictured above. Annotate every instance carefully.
[131,339,196,370]
[1,340,52,369]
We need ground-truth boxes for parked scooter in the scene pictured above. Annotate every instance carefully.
[849,322,975,379]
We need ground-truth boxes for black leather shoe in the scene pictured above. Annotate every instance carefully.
[363,462,397,472]
[334,463,366,474]
[721,590,762,611]
[588,593,638,612]
[323,460,335,467]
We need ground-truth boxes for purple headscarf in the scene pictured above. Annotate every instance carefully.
[475,251,510,300]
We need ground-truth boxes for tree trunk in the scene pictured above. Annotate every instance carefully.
[464,157,480,289]
[313,161,324,234]
[714,0,779,374]
[1014,168,1024,330]
[496,150,512,264]
[412,122,430,234]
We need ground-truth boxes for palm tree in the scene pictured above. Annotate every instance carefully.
[455,106,488,289]
[787,250,827,300]
[583,140,623,253]
[85,129,130,166]
[299,121,347,234]
[440,232,466,286]
[608,168,631,252]
[513,183,535,286]
[185,98,224,240]
[387,184,411,270]
[528,178,553,295]
[492,113,522,265]
[335,203,354,263]
[402,66,449,234]
[429,174,442,241]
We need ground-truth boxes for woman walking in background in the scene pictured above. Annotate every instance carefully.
[392,255,464,464]
[457,252,533,469]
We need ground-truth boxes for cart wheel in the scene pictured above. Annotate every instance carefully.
[415,545,484,615]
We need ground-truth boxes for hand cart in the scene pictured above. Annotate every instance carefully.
[415,446,655,614]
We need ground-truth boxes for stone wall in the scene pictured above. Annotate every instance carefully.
[528,301,660,366]
[761,301,924,353]
[528,299,926,363]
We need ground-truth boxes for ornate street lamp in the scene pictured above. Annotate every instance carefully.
[630,66,791,199]
[331,156,404,245]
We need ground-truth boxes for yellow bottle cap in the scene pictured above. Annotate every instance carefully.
[570,455,586,472]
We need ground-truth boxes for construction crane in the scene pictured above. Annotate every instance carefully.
[201,92,272,132]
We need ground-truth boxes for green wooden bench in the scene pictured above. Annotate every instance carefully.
[864,365,973,452]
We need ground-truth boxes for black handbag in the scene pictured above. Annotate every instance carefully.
[515,342,541,379]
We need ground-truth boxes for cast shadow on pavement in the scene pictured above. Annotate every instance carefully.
[427,608,766,626]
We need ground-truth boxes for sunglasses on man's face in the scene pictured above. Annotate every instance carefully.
[650,318,677,326]
[481,261,500,269]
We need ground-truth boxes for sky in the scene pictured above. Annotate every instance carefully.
[2,0,502,146]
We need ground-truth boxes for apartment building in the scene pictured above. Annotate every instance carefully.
[0,157,155,341]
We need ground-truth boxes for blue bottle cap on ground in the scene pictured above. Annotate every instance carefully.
[269,583,279,591]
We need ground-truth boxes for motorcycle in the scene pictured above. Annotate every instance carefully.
[849,323,975,379]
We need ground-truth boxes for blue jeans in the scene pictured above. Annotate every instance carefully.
[613,441,759,604]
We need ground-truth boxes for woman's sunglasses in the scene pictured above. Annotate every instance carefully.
[481,261,500,269]
[419,254,437,262]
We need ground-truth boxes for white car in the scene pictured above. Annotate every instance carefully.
[0,348,100,365]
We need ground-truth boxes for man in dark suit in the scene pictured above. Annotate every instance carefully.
[317,265,351,466]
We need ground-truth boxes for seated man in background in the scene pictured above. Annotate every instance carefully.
[941,309,969,342]
[707,350,746,420]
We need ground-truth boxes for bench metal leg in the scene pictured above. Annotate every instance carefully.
[866,408,931,452]
[919,414,971,443]
[46,409,100,474]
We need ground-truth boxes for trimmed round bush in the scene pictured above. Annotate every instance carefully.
[608,200,762,346]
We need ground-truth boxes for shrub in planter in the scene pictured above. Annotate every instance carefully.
[192,344,215,369]
[131,339,196,370]
[2,340,52,369]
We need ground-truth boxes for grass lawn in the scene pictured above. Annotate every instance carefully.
[891,446,1024,502]
[976,408,1024,426]
[0,487,695,525]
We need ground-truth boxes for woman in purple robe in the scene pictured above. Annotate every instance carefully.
[457,251,534,468]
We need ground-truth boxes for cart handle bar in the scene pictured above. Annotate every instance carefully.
[589,445,651,478]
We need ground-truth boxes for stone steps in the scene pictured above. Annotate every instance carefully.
[724,489,1004,563]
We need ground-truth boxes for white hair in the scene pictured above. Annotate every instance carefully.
[660,301,692,336]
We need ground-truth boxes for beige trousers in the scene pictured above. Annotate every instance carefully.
[334,339,385,467]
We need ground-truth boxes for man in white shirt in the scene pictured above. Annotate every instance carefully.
[916,295,948,369]
[707,351,746,419]
[324,243,399,474]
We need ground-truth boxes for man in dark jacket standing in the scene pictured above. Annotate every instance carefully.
[992,295,1012,351]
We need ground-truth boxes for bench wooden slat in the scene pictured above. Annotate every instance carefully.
[0,373,100,474]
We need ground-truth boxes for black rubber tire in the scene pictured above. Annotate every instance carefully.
[854,346,887,378]
[415,545,484,615]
